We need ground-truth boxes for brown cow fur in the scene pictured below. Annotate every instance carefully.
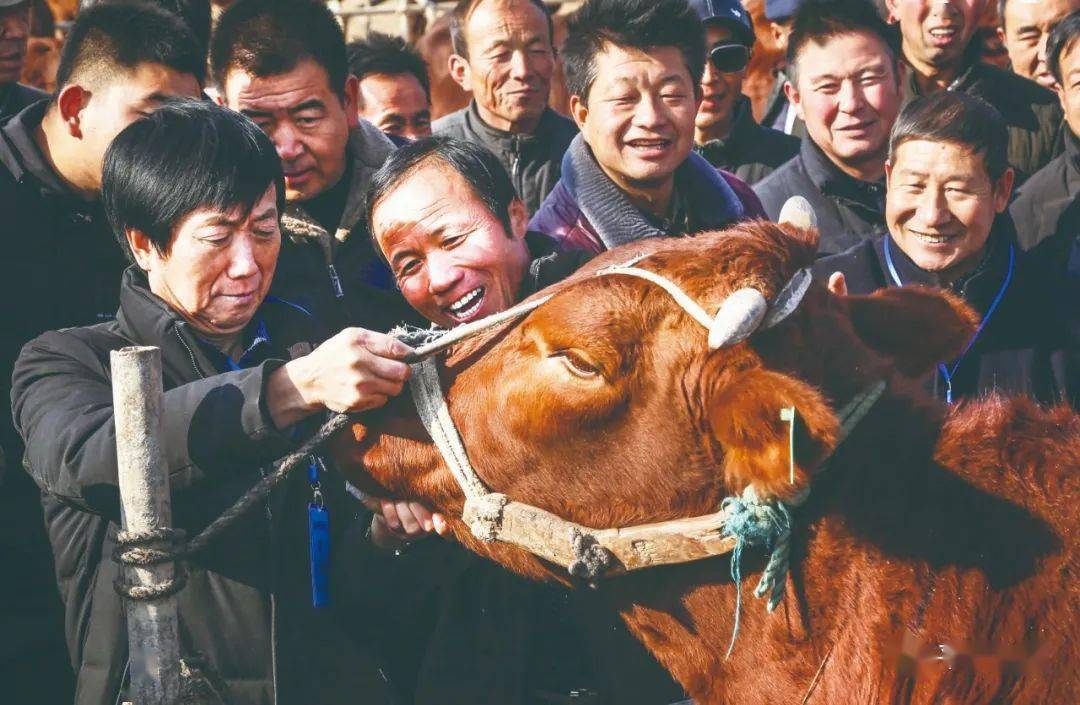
[335,222,1079,704]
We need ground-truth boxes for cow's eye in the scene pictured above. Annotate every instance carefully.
[552,349,600,378]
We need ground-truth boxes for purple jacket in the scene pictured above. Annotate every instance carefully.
[529,134,765,255]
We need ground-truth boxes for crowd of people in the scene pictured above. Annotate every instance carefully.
[0,0,1077,703]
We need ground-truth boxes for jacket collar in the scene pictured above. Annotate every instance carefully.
[0,100,75,198]
[281,120,394,248]
[560,133,746,250]
[800,137,885,211]
[875,225,1013,316]
[463,100,559,150]
[115,267,284,381]
[1067,128,1080,177]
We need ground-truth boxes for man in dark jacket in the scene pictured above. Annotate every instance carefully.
[1010,11,1080,272]
[0,0,45,119]
[815,92,1077,407]
[754,0,901,256]
[366,134,684,705]
[13,101,409,705]
[690,0,799,184]
[433,0,577,216]
[212,0,421,335]
[0,5,203,702]
[887,0,1063,181]
[531,0,764,256]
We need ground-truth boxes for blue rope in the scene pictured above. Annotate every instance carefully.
[721,486,794,657]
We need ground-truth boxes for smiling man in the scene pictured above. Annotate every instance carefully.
[530,0,763,255]
[814,91,1077,406]
[434,0,578,215]
[754,0,901,255]
[690,0,799,184]
[212,0,419,334]
[886,0,1063,180]
[369,137,589,327]
[366,133,687,705]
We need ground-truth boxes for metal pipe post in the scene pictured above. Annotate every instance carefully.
[112,346,181,705]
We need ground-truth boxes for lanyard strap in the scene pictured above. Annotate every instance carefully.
[883,237,1015,403]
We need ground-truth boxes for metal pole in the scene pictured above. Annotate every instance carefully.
[112,346,181,705]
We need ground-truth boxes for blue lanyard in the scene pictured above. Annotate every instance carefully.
[883,237,1015,404]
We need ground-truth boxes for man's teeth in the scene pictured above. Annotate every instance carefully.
[930,27,957,38]
[914,232,953,244]
[448,287,483,314]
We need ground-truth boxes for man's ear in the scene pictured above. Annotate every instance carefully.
[125,227,158,272]
[992,167,1015,212]
[883,0,900,23]
[707,367,839,502]
[842,286,978,378]
[343,74,360,128]
[448,53,471,92]
[569,94,588,130]
[783,80,803,122]
[56,84,89,139]
[508,197,528,241]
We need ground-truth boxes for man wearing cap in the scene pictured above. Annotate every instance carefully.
[691,0,799,184]
[760,0,807,136]
[0,0,45,119]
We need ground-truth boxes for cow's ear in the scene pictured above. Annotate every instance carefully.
[707,368,839,502]
[842,286,978,378]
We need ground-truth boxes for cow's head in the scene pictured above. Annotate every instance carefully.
[336,222,977,577]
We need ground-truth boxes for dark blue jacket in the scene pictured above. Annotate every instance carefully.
[813,231,1079,407]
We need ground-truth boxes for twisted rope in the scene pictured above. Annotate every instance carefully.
[113,412,354,600]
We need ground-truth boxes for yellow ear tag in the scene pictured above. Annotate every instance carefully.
[779,407,796,483]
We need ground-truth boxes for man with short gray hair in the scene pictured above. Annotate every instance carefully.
[434,0,577,215]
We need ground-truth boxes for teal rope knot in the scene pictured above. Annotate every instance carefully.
[721,485,795,657]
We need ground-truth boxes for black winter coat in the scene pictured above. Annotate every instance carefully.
[753,138,886,256]
[812,231,1078,407]
[695,96,800,185]
[11,269,398,705]
[1009,128,1080,276]
[0,100,125,703]
[0,82,47,120]
[433,102,578,216]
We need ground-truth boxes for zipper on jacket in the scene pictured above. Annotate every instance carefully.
[510,136,524,201]
[173,326,206,379]
[327,262,344,299]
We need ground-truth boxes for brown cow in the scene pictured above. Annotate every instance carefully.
[336,222,1079,704]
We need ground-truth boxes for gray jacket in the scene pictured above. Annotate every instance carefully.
[433,101,578,215]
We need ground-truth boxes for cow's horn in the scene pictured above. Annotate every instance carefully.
[778,196,817,230]
[708,288,769,349]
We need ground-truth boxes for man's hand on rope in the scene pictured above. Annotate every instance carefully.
[361,494,449,551]
[267,328,414,429]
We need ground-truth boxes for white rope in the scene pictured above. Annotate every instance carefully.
[409,356,489,500]
[404,294,551,363]
[596,265,716,329]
